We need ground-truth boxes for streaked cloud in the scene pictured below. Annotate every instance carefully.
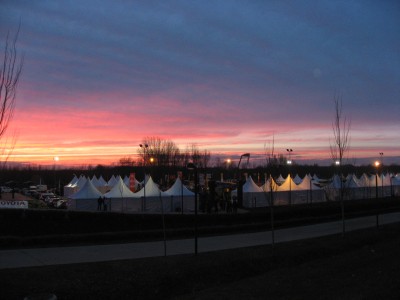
[0,0,399,166]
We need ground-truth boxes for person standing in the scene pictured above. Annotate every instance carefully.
[97,196,103,211]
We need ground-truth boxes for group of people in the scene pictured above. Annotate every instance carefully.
[97,196,108,211]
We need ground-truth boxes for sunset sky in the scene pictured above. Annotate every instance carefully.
[1,0,399,167]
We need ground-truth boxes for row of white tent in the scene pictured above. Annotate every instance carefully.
[237,173,400,208]
[66,175,194,199]
[65,175,195,213]
[64,174,140,197]
[64,173,400,212]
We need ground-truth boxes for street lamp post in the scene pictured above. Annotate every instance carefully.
[187,163,198,255]
[286,149,293,205]
[379,152,384,197]
[374,160,380,228]
[335,160,345,236]
[140,144,149,210]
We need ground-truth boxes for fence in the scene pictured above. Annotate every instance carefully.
[68,195,195,213]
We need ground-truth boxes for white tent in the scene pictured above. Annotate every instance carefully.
[107,175,118,188]
[328,174,342,189]
[345,175,360,189]
[133,176,173,212]
[276,175,296,192]
[243,176,263,193]
[296,176,321,191]
[295,175,325,203]
[70,179,103,199]
[75,175,87,189]
[356,173,371,188]
[66,175,79,187]
[133,176,164,198]
[293,174,303,185]
[260,178,273,192]
[64,175,86,197]
[123,176,130,188]
[273,175,297,205]
[312,174,321,183]
[104,177,142,212]
[275,174,285,185]
[105,177,137,198]
[63,175,79,197]
[93,175,109,194]
[241,176,266,207]
[68,179,104,211]
[97,176,108,186]
[164,177,194,196]
[162,177,195,212]
[90,175,99,187]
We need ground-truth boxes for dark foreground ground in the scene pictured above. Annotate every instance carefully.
[1,222,399,300]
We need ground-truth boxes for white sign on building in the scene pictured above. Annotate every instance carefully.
[0,200,28,209]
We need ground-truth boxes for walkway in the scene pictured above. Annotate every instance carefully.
[1,212,399,269]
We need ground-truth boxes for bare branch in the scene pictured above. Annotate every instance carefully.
[330,93,351,164]
[0,26,23,139]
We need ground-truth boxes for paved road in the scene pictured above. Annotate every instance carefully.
[1,212,399,270]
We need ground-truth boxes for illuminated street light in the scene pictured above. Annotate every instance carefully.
[286,148,293,164]
[139,144,149,206]
[286,148,293,205]
[286,149,293,205]
[374,159,381,228]
[379,152,384,197]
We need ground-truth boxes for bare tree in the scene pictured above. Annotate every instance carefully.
[264,133,275,167]
[330,93,351,236]
[185,144,211,169]
[0,27,23,167]
[263,134,279,246]
[330,94,351,165]
[118,156,135,166]
[199,149,211,169]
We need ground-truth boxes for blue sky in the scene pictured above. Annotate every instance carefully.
[0,0,399,166]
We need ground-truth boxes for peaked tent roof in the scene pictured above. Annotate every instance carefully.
[164,177,194,196]
[104,177,137,198]
[243,176,263,193]
[107,175,117,187]
[296,175,321,190]
[275,174,286,185]
[75,175,87,189]
[329,174,342,189]
[312,174,321,182]
[133,176,164,197]
[97,176,107,186]
[123,176,130,188]
[260,178,274,192]
[293,174,303,185]
[276,175,297,192]
[91,175,99,187]
[69,179,103,199]
[66,175,79,187]
[356,173,370,187]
